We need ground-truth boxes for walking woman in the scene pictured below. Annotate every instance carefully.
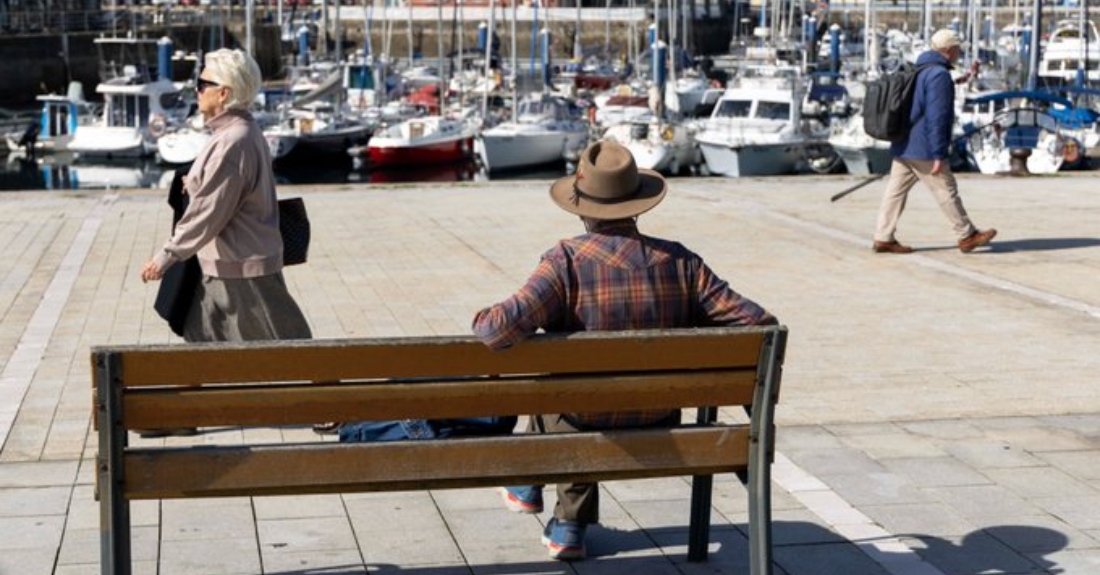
[141,49,311,350]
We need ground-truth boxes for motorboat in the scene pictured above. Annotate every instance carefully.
[364,115,479,168]
[960,91,1073,175]
[68,69,189,159]
[694,69,814,177]
[828,114,892,175]
[156,116,210,165]
[475,94,590,172]
[3,84,98,155]
[1039,20,1100,84]
[603,120,700,175]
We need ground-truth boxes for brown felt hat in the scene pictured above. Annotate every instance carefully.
[549,140,667,220]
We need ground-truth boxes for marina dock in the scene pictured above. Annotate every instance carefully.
[1,173,1099,574]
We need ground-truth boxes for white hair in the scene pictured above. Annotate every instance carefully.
[203,49,262,111]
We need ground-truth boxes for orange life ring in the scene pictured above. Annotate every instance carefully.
[1064,139,1080,164]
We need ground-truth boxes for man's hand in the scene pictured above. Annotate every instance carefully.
[931,159,945,175]
[141,260,164,283]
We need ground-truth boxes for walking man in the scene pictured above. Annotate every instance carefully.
[471,140,776,560]
[873,28,997,254]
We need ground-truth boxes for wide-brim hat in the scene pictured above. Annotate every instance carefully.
[549,140,667,220]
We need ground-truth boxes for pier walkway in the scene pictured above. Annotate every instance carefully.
[0,173,1098,574]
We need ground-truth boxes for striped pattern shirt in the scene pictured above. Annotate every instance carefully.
[472,220,776,428]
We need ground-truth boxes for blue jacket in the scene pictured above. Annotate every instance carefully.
[891,51,955,160]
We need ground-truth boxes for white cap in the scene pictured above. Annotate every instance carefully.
[930,29,962,51]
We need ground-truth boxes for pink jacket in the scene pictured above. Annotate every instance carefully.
[153,109,283,278]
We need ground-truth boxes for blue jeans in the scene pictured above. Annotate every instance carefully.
[338,417,517,443]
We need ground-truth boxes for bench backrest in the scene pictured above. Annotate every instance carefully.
[93,326,786,499]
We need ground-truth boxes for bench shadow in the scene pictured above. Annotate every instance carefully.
[259,521,1068,575]
[914,237,1100,253]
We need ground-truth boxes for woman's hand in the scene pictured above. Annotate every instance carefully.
[141,260,164,283]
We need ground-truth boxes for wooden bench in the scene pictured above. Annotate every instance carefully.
[93,326,787,575]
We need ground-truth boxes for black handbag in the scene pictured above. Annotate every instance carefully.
[154,165,201,337]
[279,197,310,266]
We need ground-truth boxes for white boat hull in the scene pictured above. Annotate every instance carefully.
[833,144,893,176]
[477,130,587,172]
[68,127,151,158]
[157,131,211,165]
[697,141,803,177]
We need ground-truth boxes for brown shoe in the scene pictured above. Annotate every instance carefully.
[958,229,997,253]
[872,240,914,254]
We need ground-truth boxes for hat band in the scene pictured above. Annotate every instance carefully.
[571,180,637,206]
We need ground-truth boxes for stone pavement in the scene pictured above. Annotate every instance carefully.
[0,172,1098,575]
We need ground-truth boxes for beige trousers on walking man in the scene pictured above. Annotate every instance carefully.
[874,158,979,243]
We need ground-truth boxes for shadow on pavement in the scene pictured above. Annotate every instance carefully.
[260,521,1069,575]
[985,238,1100,253]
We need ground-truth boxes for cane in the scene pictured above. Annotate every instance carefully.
[830,173,887,202]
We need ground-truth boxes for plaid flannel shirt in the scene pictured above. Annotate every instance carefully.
[472,221,776,428]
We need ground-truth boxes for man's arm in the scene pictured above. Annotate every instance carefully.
[471,254,567,350]
[924,71,955,161]
[696,260,777,327]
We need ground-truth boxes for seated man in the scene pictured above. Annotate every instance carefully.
[471,140,777,561]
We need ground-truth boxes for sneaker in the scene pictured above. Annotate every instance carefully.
[958,229,997,253]
[499,486,543,514]
[541,518,587,561]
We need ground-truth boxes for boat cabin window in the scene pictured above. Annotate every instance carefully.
[715,99,752,118]
[107,94,151,128]
[756,101,790,120]
[348,66,374,90]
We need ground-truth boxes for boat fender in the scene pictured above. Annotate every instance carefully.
[149,115,168,138]
[1064,138,1080,165]
[661,125,675,141]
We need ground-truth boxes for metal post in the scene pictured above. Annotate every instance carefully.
[747,328,786,575]
[687,405,718,562]
[96,352,131,575]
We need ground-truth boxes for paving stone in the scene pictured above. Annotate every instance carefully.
[839,433,949,460]
[817,471,925,507]
[1034,450,1100,480]
[901,532,1046,575]
[776,426,845,451]
[879,457,992,488]
[897,420,987,440]
[160,537,261,575]
[774,541,892,575]
[922,485,1039,523]
[161,499,256,541]
[1028,548,1100,575]
[981,467,1097,499]
[257,516,359,553]
[1031,496,1100,530]
[0,486,70,516]
[253,494,348,520]
[942,440,1045,470]
[860,502,977,538]
[782,448,888,478]
[0,515,65,550]
[260,548,367,574]
[0,547,57,575]
[58,526,159,565]
[0,460,78,487]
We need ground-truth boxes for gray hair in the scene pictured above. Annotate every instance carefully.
[202,49,262,111]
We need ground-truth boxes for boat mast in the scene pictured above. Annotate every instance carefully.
[483,0,497,123]
[512,0,518,121]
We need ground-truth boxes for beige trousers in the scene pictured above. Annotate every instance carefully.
[874,158,978,243]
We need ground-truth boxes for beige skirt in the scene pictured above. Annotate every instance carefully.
[183,273,313,342]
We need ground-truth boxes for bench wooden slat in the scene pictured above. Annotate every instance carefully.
[122,369,757,429]
[122,426,750,499]
[103,330,767,387]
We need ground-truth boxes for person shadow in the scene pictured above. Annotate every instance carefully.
[916,237,1100,253]
[584,521,1068,575]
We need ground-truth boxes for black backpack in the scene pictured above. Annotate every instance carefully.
[862,63,936,142]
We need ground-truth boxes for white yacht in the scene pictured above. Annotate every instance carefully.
[476,95,589,172]
[694,70,811,177]
[68,69,188,159]
[1039,20,1100,83]
[603,120,701,175]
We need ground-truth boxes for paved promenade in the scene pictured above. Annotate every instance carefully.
[0,173,1098,575]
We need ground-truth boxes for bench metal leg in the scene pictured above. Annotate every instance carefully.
[688,406,719,562]
[96,352,132,575]
[748,329,785,575]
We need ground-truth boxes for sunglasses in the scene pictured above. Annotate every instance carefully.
[196,78,221,93]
